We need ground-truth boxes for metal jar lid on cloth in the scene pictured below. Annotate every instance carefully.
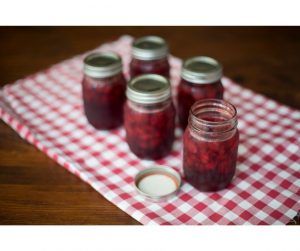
[83,52,123,78]
[181,56,223,84]
[132,36,169,61]
[134,165,182,202]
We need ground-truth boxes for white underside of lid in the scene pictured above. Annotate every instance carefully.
[137,174,177,197]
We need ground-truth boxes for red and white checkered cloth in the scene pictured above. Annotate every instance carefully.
[0,36,299,225]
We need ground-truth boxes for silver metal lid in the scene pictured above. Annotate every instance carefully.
[132,36,168,60]
[181,56,223,84]
[134,165,181,202]
[126,74,171,104]
[83,52,122,78]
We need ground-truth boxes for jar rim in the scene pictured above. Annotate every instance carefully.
[189,99,237,134]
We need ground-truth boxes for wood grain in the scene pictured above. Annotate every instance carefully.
[0,27,299,225]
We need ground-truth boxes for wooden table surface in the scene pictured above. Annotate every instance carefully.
[0,27,299,225]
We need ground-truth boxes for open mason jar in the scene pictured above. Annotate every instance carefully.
[124,74,175,159]
[183,99,239,191]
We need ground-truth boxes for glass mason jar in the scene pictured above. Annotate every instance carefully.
[130,36,170,78]
[124,74,175,160]
[183,99,239,191]
[177,56,224,129]
[82,52,127,129]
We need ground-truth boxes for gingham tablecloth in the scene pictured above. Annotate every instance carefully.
[0,36,299,225]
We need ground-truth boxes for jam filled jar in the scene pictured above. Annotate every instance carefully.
[177,56,224,129]
[183,99,239,191]
[124,74,175,159]
[130,36,170,78]
[82,52,127,129]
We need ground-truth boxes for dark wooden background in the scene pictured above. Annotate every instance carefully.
[0,27,299,225]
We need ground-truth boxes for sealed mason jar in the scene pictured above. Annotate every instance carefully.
[183,99,239,191]
[130,36,170,78]
[177,56,224,129]
[82,52,127,129]
[124,74,175,159]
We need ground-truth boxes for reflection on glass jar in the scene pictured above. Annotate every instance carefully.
[130,36,170,78]
[183,99,239,191]
[82,52,127,129]
[124,74,175,160]
[177,56,224,129]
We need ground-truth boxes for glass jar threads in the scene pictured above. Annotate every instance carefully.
[130,36,170,78]
[124,74,175,159]
[177,56,224,129]
[82,52,127,129]
[183,99,239,191]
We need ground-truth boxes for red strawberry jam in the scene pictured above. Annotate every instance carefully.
[130,57,170,78]
[124,74,175,159]
[183,99,239,191]
[82,52,127,129]
[130,36,170,78]
[177,56,224,129]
